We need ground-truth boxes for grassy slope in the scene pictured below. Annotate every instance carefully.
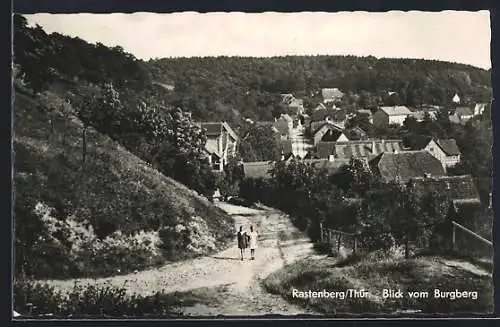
[13,85,234,278]
[263,255,493,316]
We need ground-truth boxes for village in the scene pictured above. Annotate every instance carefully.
[13,9,494,317]
[198,87,490,213]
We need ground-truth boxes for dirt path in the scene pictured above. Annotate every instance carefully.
[41,203,321,316]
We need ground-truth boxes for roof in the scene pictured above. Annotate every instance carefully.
[321,88,344,100]
[379,106,412,116]
[204,140,219,156]
[317,128,345,142]
[448,113,462,124]
[303,158,351,173]
[242,161,274,179]
[279,114,293,122]
[242,158,350,179]
[408,175,480,202]
[369,151,446,182]
[311,121,343,135]
[200,122,238,140]
[313,140,403,160]
[474,103,487,114]
[455,106,474,117]
[331,140,403,160]
[314,103,327,111]
[356,109,373,116]
[289,99,304,107]
[435,139,461,156]
[312,108,345,121]
[344,127,368,140]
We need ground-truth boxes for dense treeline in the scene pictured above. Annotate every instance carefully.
[149,55,492,122]
[13,15,151,95]
[14,14,219,197]
[13,13,492,164]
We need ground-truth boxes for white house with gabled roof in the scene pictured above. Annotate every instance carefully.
[372,106,413,127]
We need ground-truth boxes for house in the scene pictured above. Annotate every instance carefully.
[200,121,239,172]
[281,93,305,115]
[409,175,479,203]
[312,122,349,145]
[356,109,374,124]
[314,139,403,161]
[303,158,352,173]
[312,108,346,122]
[424,138,461,169]
[408,175,481,217]
[372,106,413,127]
[274,114,294,140]
[450,106,475,124]
[344,126,368,140]
[473,103,487,116]
[452,93,461,104]
[321,88,344,103]
[369,150,446,183]
[281,93,295,104]
[299,113,312,126]
[242,161,274,179]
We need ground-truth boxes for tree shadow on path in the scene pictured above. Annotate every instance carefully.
[211,256,242,261]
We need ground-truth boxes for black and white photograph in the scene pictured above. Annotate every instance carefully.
[12,9,493,318]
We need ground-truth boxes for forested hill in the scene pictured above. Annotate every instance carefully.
[15,13,491,127]
[148,56,492,121]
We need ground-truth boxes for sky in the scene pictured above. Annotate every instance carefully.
[24,11,491,70]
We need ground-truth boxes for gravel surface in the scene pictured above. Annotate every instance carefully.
[40,203,322,316]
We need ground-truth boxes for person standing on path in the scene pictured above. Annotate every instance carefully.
[248,225,258,260]
[237,226,248,261]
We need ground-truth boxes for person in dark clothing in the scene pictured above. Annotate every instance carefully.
[237,226,248,260]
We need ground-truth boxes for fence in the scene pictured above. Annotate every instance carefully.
[318,220,493,260]
[319,223,360,256]
[451,220,493,260]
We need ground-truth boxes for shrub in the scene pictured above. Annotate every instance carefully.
[13,279,182,318]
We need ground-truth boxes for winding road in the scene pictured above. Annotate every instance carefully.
[41,203,322,316]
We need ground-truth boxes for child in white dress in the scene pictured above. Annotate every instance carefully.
[248,225,258,260]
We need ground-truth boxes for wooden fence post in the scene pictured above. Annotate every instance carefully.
[337,234,341,252]
[328,229,332,244]
[353,236,357,254]
[452,223,456,251]
[320,222,323,242]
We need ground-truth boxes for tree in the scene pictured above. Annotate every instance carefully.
[238,124,280,162]
[13,14,57,95]
[74,83,123,166]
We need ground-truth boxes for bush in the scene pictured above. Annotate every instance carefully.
[13,279,182,318]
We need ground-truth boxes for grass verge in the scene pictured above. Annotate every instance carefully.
[263,256,493,316]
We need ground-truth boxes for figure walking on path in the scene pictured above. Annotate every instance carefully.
[237,226,248,261]
[248,225,258,260]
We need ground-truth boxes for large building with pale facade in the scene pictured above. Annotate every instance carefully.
[199,122,238,172]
